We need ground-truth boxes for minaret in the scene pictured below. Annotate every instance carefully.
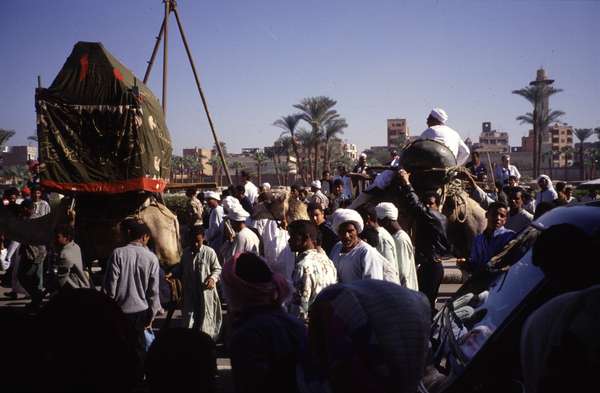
[529,68,554,116]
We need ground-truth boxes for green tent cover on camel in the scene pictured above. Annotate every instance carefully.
[35,41,172,194]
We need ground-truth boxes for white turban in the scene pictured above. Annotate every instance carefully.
[375,202,398,220]
[311,180,322,189]
[332,208,364,235]
[360,153,367,159]
[430,108,448,124]
[222,196,241,213]
[261,182,271,190]
[204,191,220,201]
[227,205,250,222]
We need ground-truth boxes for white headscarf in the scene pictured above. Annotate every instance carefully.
[204,191,221,201]
[311,180,322,189]
[332,208,364,235]
[430,108,448,124]
[222,196,241,214]
[261,182,271,190]
[227,205,250,222]
[375,202,398,220]
[536,174,557,205]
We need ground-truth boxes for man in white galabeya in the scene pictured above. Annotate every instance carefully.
[420,108,470,166]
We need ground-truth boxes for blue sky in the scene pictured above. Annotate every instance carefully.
[1,0,599,155]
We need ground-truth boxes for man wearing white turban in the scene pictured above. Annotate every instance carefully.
[309,180,329,210]
[221,205,260,263]
[205,191,225,250]
[419,108,470,166]
[329,209,385,283]
[375,202,419,291]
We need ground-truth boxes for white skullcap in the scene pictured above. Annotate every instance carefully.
[222,195,241,213]
[360,153,367,159]
[204,191,220,201]
[430,108,448,124]
[261,182,271,190]
[311,180,322,189]
[332,208,364,235]
[375,202,398,220]
[227,205,250,222]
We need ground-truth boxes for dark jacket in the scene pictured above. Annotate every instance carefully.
[230,306,307,393]
[399,184,450,264]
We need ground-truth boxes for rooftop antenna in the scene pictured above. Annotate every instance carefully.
[143,0,232,185]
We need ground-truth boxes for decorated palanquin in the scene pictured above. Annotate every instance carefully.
[35,42,172,194]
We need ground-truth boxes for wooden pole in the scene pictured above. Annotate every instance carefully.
[486,152,495,187]
[172,6,233,185]
[162,0,170,117]
[143,18,165,84]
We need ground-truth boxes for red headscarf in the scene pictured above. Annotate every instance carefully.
[222,253,291,312]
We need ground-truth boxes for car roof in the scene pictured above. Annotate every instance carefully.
[532,201,600,235]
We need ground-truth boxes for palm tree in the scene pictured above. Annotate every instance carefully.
[229,161,243,184]
[27,134,38,143]
[274,114,305,184]
[170,155,184,183]
[293,96,339,179]
[1,165,28,185]
[208,156,222,186]
[323,118,348,172]
[296,128,318,182]
[574,128,593,180]
[254,151,267,185]
[276,136,294,184]
[265,145,282,186]
[0,128,15,148]
[560,145,574,181]
[512,84,563,178]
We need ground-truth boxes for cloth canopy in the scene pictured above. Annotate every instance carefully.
[35,42,172,194]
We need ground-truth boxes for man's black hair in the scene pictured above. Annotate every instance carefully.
[186,188,197,196]
[55,224,74,240]
[487,201,508,213]
[422,191,440,206]
[236,253,272,283]
[333,179,344,187]
[291,184,301,192]
[20,199,34,209]
[129,221,152,240]
[240,170,251,179]
[364,206,378,221]
[307,202,323,213]
[359,226,380,248]
[234,185,246,195]
[288,220,318,242]
[190,225,205,238]
[472,151,480,159]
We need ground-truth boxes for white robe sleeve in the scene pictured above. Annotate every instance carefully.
[456,137,471,166]
[362,247,384,280]
[394,231,419,291]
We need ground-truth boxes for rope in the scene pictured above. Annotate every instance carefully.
[444,179,468,224]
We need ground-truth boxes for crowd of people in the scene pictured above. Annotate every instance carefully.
[1,109,599,392]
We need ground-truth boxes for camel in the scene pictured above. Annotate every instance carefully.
[0,192,182,267]
[252,187,309,225]
[349,139,487,259]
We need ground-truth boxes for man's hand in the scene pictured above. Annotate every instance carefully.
[397,169,410,186]
[204,277,216,289]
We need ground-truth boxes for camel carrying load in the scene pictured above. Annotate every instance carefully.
[2,42,182,266]
[350,139,486,259]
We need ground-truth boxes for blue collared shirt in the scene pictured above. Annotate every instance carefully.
[469,227,516,271]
